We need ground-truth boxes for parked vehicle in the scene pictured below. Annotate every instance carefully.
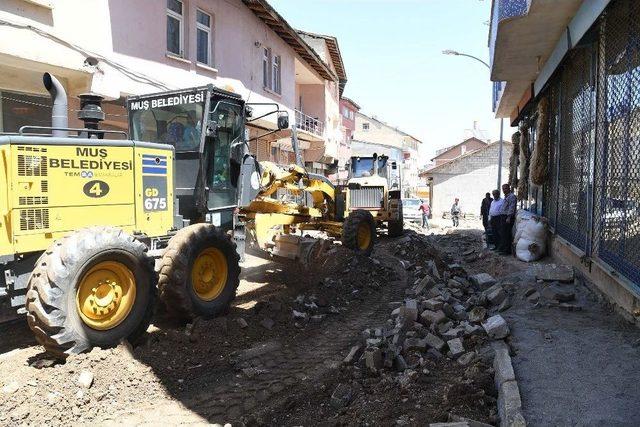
[401,198,423,223]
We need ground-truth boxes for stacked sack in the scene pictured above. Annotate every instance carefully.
[513,210,548,262]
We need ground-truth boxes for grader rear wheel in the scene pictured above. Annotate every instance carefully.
[342,210,376,256]
[157,223,240,320]
[25,227,156,358]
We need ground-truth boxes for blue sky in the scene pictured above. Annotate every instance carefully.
[271,0,512,162]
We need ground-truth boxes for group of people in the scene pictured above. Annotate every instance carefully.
[415,184,516,242]
[416,198,463,229]
[480,183,517,255]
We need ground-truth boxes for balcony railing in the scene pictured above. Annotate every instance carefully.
[295,109,324,137]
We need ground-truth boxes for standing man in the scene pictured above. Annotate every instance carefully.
[488,189,503,250]
[499,184,517,255]
[450,198,461,227]
[480,192,492,232]
[418,199,431,230]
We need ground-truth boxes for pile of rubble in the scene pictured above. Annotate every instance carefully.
[283,254,397,327]
[343,266,510,376]
[523,264,581,311]
[392,233,448,269]
[222,249,399,335]
[334,233,514,423]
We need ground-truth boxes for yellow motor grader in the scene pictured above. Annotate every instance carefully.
[0,73,375,356]
[346,154,404,237]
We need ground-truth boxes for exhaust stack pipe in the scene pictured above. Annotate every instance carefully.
[42,73,68,137]
[372,153,379,176]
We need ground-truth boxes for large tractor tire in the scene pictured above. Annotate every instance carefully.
[157,223,240,321]
[388,219,404,237]
[25,227,156,358]
[342,210,376,256]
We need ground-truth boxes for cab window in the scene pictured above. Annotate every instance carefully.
[129,98,205,152]
[207,101,243,191]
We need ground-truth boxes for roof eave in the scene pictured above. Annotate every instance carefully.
[243,0,338,82]
[425,140,511,174]
[357,112,424,144]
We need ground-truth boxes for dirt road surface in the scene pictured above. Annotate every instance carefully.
[0,226,501,426]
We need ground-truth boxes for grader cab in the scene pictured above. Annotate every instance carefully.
[346,155,404,237]
[0,73,377,357]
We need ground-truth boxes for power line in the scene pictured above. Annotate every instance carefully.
[1,94,128,118]
[0,18,172,91]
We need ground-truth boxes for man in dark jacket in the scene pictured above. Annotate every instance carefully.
[499,184,518,255]
[480,192,492,232]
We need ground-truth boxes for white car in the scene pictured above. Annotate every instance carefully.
[402,198,423,223]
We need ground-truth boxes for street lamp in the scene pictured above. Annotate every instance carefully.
[442,49,505,190]
[442,50,490,68]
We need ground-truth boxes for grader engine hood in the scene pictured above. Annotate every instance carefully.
[0,136,175,257]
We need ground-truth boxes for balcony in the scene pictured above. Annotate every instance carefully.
[295,109,324,138]
[488,0,529,70]
[488,0,582,117]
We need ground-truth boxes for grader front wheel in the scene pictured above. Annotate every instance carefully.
[158,224,240,320]
[342,210,376,256]
[75,261,137,330]
[25,227,156,357]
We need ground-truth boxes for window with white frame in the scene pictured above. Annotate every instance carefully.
[166,0,183,56]
[196,9,212,65]
[262,47,271,88]
[272,55,281,94]
[261,47,281,94]
[362,122,370,131]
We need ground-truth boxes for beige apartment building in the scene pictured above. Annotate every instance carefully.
[352,112,422,197]
[0,0,345,173]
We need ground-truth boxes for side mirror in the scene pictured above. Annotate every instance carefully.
[277,112,289,130]
[206,122,218,137]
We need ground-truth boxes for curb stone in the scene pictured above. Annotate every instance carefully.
[491,340,526,427]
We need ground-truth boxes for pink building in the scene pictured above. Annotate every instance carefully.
[333,97,360,182]
[340,97,360,141]
[0,0,346,175]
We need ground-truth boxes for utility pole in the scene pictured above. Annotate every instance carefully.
[496,117,504,189]
[442,50,505,190]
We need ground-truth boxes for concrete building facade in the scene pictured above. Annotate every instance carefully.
[421,141,510,219]
[0,0,344,174]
